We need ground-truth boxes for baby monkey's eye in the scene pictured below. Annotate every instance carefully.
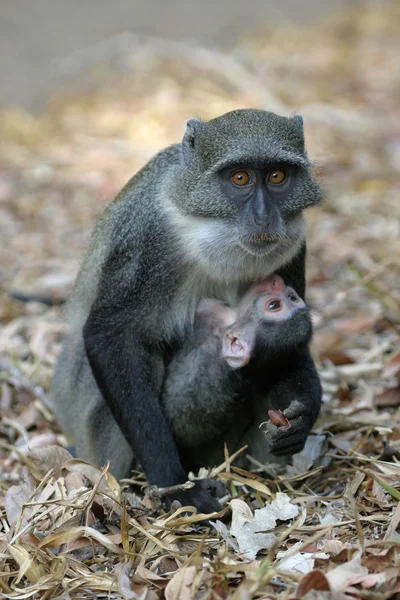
[287,291,299,302]
[231,170,250,186]
[267,169,286,184]
[267,299,282,311]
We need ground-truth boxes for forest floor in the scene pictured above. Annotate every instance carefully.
[1,2,400,598]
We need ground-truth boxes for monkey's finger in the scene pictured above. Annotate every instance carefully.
[264,415,306,437]
[272,442,306,456]
[283,399,311,420]
[265,419,308,454]
[268,434,307,455]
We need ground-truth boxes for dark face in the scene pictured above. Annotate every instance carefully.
[221,274,312,368]
[218,163,298,253]
[253,281,312,358]
[253,277,305,321]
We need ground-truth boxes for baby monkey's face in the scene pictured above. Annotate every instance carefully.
[222,274,311,369]
[253,275,305,322]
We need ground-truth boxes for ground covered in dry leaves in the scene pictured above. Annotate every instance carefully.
[1,2,400,598]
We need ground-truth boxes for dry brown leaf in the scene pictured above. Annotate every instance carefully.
[134,565,168,586]
[38,525,125,554]
[64,469,85,490]
[165,566,197,600]
[4,479,34,526]
[116,562,137,600]
[335,316,376,335]
[382,352,400,379]
[219,472,272,496]
[375,387,400,408]
[326,554,368,591]
[295,570,330,598]
[64,458,120,501]
[7,543,46,584]
[30,445,73,477]
[320,350,355,365]
[383,501,400,541]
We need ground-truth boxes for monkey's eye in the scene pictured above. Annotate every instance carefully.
[231,170,251,186]
[267,169,286,184]
[267,299,281,311]
[287,290,299,303]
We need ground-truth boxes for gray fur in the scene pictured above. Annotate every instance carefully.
[51,109,323,505]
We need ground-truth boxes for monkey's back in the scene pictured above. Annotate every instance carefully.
[51,144,183,476]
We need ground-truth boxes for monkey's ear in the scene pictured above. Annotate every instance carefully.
[292,114,304,129]
[182,119,203,164]
[292,114,305,152]
[222,332,252,370]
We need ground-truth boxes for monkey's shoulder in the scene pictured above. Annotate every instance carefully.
[112,144,182,205]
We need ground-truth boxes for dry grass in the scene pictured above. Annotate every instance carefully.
[1,2,400,598]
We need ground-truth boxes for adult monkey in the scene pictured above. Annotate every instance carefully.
[52,109,323,513]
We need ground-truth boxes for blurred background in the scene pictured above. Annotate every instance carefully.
[1,0,347,109]
[0,0,399,460]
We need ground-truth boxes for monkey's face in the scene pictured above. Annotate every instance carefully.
[177,110,323,265]
[254,283,312,356]
[221,275,312,368]
[254,275,306,321]
[190,160,321,260]
[217,162,307,256]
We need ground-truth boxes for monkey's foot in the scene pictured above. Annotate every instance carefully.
[167,479,225,516]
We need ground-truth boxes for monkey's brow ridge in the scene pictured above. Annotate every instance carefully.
[211,151,310,173]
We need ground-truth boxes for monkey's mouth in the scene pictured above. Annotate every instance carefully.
[239,234,282,255]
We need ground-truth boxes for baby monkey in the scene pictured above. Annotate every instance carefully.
[162,274,314,469]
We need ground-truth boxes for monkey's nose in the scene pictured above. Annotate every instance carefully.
[271,275,285,292]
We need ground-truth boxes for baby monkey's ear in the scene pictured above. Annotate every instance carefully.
[222,331,252,369]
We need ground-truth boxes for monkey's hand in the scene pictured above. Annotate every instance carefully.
[167,479,225,516]
[263,400,314,456]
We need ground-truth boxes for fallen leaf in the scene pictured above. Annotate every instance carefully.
[38,526,124,554]
[165,566,197,600]
[8,543,46,584]
[382,352,400,379]
[5,478,34,526]
[30,445,73,478]
[295,569,330,597]
[64,458,120,502]
[292,435,327,473]
[277,542,329,575]
[230,494,299,559]
[321,350,355,365]
[375,387,400,408]
[335,315,376,334]
[326,553,368,591]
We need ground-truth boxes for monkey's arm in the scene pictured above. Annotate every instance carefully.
[264,241,321,454]
[262,350,322,455]
[276,241,306,298]
[83,246,222,513]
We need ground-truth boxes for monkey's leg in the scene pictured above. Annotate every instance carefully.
[52,335,133,479]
